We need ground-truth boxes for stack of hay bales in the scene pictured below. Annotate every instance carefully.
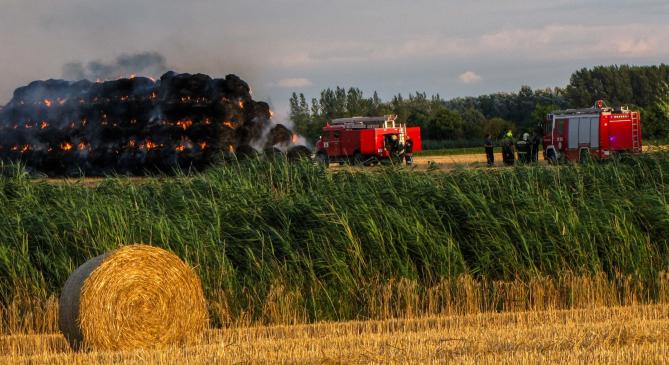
[59,245,208,351]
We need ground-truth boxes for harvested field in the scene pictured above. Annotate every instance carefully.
[1,304,668,364]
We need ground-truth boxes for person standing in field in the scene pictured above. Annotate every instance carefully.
[484,134,494,166]
[404,137,414,166]
[516,133,530,163]
[502,129,515,166]
[530,127,542,162]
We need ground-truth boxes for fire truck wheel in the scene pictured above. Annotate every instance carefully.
[315,152,329,167]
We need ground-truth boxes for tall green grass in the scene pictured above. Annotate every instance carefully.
[1,154,669,326]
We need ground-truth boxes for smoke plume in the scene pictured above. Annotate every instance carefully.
[62,52,170,81]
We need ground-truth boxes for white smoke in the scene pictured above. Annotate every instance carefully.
[62,52,170,81]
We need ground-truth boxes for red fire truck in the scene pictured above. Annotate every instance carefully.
[314,115,422,166]
[543,100,642,163]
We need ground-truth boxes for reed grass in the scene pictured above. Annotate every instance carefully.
[0,153,668,331]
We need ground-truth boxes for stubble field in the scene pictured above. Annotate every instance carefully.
[2,304,668,364]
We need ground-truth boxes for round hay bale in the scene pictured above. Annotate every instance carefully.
[59,245,208,351]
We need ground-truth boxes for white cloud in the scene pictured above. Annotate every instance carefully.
[275,78,313,88]
[459,71,482,84]
[616,38,658,55]
[267,23,669,70]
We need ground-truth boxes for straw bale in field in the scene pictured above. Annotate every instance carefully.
[58,245,208,351]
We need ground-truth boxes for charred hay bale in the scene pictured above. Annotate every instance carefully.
[235,144,258,160]
[263,147,284,160]
[265,124,293,149]
[59,245,208,352]
[248,101,271,120]
[219,125,237,151]
[222,74,250,97]
[287,145,312,161]
[236,118,268,147]
[158,72,213,103]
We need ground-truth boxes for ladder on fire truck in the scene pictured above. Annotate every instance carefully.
[631,112,641,153]
[331,115,398,129]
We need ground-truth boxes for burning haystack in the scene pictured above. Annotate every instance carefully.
[0,72,305,176]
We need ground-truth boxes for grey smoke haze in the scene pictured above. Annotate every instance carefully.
[62,52,170,81]
[1,0,668,116]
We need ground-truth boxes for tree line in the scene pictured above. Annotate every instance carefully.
[290,64,669,146]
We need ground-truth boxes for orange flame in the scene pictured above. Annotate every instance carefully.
[176,145,186,152]
[144,140,158,150]
[43,99,52,107]
[128,139,137,148]
[223,120,235,128]
[198,141,208,150]
[238,100,244,109]
[176,120,193,130]
[40,121,49,129]
[78,142,89,151]
[61,142,73,151]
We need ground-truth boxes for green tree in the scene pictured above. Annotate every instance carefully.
[647,82,669,139]
[428,107,464,139]
[483,117,516,139]
[531,104,559,127]
[461,108,486,138]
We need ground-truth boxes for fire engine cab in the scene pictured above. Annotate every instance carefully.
[544,100,642,163]
[315,115,422,166]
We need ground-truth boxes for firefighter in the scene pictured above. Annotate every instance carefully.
[484,134,494,167]
[530,127,542,162]
[516,133,530,163]
[404,137,414,166]
[385,134,399,155]
[505,129,513,140]
[502,129,515,166]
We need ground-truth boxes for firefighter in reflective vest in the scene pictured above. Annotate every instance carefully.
[502,129,515,166]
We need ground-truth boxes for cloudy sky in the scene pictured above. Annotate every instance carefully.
[1,0,668,118]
